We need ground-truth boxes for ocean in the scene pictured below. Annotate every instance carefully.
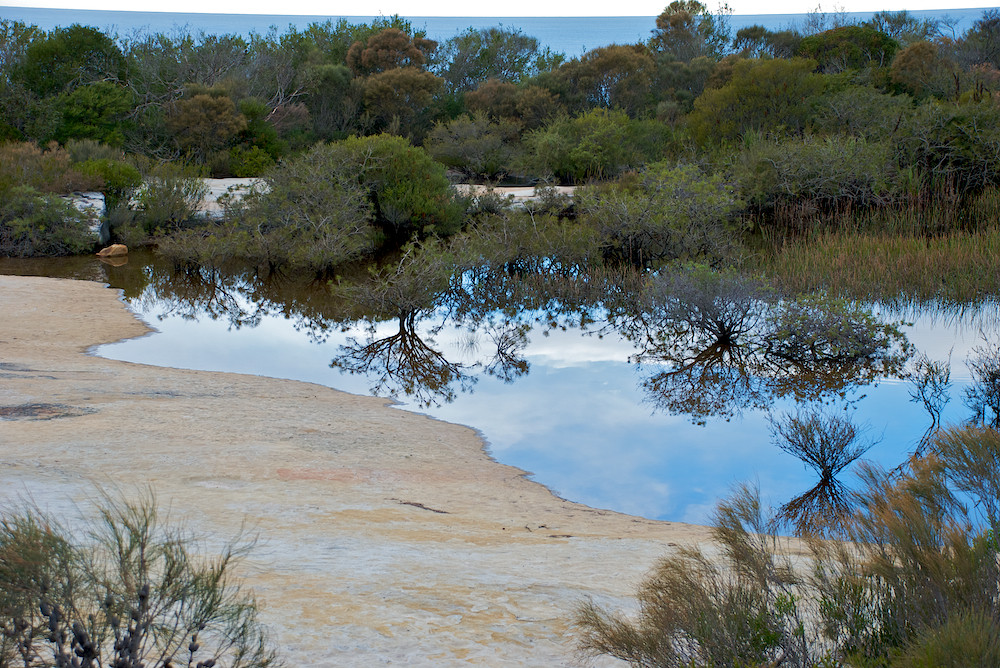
[0,5,994,55]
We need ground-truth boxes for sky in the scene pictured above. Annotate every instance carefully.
[0,0,997,17]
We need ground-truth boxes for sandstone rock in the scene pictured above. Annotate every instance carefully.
[96,244,128,257]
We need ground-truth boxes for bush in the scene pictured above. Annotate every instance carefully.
[687,58,826,144]
[337,134,463,238]
[0,491,278,668]
[0,185,95,256]
[0,141,103,193]
[75,158,142,208]
[731,133,901,212]
[121,163,207,244]
[524,109,674,183]
[424,112,523,180]
[576,162,742,266]
[577,425,1000,667]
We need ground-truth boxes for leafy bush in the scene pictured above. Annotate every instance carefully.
[797,24,900,73]
[0,185,94,256]
[424,112,523,180]
[687,58,826,144]
[75,158,143,208]
[119,163,207,244]
[576,162,741,266]
[337,134,463,238]
[731,133,901,212]
[0,491,278,668]
[524,109,674,183]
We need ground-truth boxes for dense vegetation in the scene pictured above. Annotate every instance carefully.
[0,4,998,303]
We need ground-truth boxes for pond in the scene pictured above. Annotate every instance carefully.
[4,253,998,525]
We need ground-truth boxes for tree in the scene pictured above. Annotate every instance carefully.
[891,40,957,99]
[687,57,826,144]
[432,26,559,94]
[345,28,435,76]
[796,24,900,73]
[164,90,246,161]
[50,81,134,146]
[547,45,657,116]
[361,66,443,137]
[12,24,126,98]
[424,112,522,180]
[649,0,731,62]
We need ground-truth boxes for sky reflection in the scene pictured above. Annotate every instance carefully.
[97,289,997,524]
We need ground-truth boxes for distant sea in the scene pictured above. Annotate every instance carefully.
[0,5,995,55]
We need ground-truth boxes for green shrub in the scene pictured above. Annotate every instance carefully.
[228,144,275,178]
[797,25,900,73]
[338,134,463,238]
[0,491,278,668]
[524,109,674,183]
[731,133,901,211]
[76,158,142,208]
[576,162,742,266]
[578,425,1000,668]
[0,185,95,256]
[687,58,826,144]
[122,163,207,243]
[424,112,523,180]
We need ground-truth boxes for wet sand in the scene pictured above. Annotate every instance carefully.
[0,274,715,666]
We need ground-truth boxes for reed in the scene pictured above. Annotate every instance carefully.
[748,225,1000,303]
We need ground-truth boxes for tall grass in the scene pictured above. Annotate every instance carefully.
[745,187,1000,303]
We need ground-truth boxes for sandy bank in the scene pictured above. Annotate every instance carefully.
[0,275,713,666]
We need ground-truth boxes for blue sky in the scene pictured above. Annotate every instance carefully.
[1,0,997,17]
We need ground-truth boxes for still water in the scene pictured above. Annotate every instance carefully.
[3,254,998,524]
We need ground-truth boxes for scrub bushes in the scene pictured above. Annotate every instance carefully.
[577,424,1000,668]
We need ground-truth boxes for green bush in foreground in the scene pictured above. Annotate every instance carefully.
[0,491,278,668]
[576,425,1000,667]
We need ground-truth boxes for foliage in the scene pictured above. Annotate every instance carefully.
[50,81,133,146]
[577,162,741,265]
[431,25,561,93]
[75,158,143,208]
[796,25,900,73]
[337,134,463,238]
[687,57,826,144]
[190,141,374,274]
[125,163,207,240]
[0,491,278,668]
[579,424,1000,667]
[649,0,731,62]
[360,66,443,138]
[731,133,901,212]
[543,45,657,117]
[0,141,103,193]
[891,41,956,99]
[165,90,247,162]
[11,24,126,98]
[524,109,673,182]
[424,112,522,179]
[345,27,435,76]
[576,483,813,667]
[0,185,94,257]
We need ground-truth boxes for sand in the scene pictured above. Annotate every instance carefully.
[0,274,715,666]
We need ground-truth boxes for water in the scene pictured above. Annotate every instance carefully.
[4,255,996,524]
[0,6,993,55]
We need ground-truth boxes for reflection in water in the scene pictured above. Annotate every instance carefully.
[908,352,952,453]
[965,340,1000,428]
[769,408,878,536]
[3,254,998,525]
[614,268,913,425]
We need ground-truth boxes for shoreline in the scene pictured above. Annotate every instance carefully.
[0,274,719,665]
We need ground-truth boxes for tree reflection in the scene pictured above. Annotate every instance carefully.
[616,266,913,424]
[330,311,471,407]
[769,408,877,536]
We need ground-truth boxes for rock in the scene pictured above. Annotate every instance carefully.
[96,244,128,257]
[62,191,108,245]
